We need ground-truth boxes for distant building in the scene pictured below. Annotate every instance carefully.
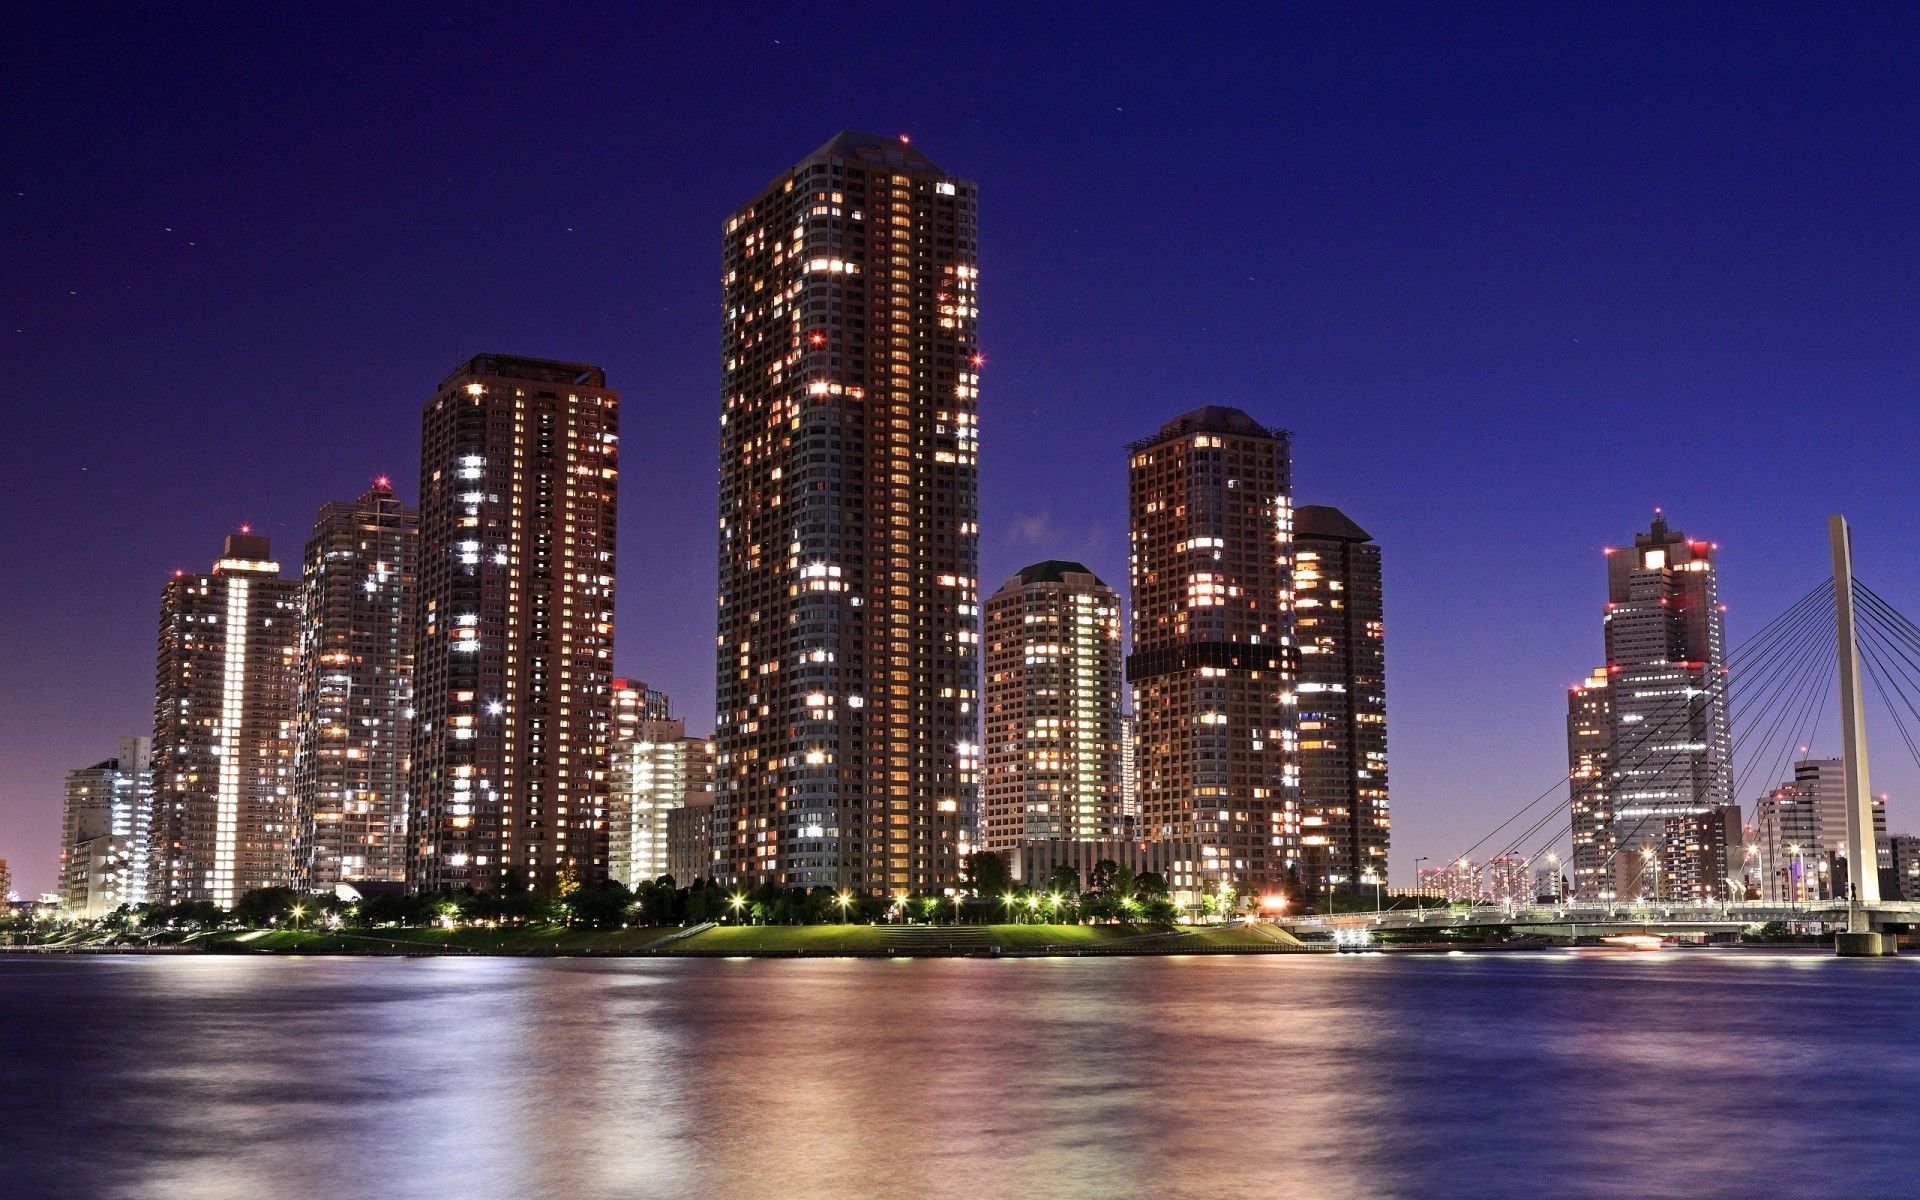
[1889,835,1920,902]
[666,794,716,887]
[1127,406,1299,892]
[0,859,11,901]
[982,561,1124,852]
[1485,853,1531,908]
[1119,713,1138,822]
[713,131,981,896]
[609,717,715,888]
[1533,864,1568,904]
[611,678,670,744]
[294,481,417,891]
[1567,513,1731,901]
[1293,504,1388,897]
[150,534,300,907]
[1418,860,1481,904]
[1005,839,1226,913]
[1755,759,1887,901]
[59,737,152,917]
[408,354,621,895]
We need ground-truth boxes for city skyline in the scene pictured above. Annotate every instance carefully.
[7,7,1920,896]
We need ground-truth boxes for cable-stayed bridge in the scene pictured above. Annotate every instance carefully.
[1285,516,1918,955]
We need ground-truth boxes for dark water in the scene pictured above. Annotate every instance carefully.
[3,951,1916,1199]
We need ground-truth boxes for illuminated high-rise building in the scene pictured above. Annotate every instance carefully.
[1566,666,1613,899]
[611,677,670,744]
[409,354,620,895]
[714,131,981,895]
[1293,505,1388,895]
[982,561,1124,852]
[1126,407,1299,892]
[59,737,152,917]
[150,534,300,907]
[1567,513,1731,901]
[294,480,417,891]
[609,717,716,887]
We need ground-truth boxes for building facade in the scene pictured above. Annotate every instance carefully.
[611,677,670,744]
[294,481,417,891]
[666,795,716,886]
[59,737,152,917]
[150,535,300,907]
[714,131,981,895]
[1889,835,1920,903]
[1126,407,1299,892]
[1566,666,1613,899]
[982,561,1124,852]
[409,354,620,895]
[1006,839,1226,913]
[609,717,716,887]
[1418,859,1482,904]
[1484,853,1531,909]
[1567,513,1732,901]
[1292,505,1388,896]
[1754,758,1887,901]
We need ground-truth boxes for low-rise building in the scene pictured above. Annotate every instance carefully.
[1005,839,1226,913]
[666,796,715,887]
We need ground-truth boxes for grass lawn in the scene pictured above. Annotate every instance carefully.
[186,925,683,954]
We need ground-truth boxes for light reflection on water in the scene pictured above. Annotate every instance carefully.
[3,951,1916,1199]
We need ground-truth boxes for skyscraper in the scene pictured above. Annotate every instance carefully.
[1566,666,1613,900]
[1126,407,1299,893]
[1566,513,1732,901]
[150,534,299,907]
[982,561,1124,852]
[609,716,716,887]
[1293,505,1388,896]
[59,737,151,917]
[714,131,981,895]
[1755,758,1886,901]
[294,480,417,891]
[409,354,620,895]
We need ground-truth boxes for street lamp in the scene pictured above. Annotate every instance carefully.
[728,893,746,924]
[1361,870,1381,914]
[835,891,853,924]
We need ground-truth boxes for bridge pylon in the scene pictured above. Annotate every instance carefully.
[1829,514,1897,956]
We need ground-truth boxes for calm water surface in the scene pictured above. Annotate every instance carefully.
[3,950,1916,1199]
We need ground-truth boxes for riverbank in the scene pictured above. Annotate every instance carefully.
[2,921,1318,958]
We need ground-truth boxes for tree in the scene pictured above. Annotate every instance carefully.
[566,880,633,929]
[965,851,1010,897]
[1089,859,1121,893]
[1047,864,1081,899]
[233,887,300,927]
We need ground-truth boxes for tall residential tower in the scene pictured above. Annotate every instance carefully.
[150,534,299,906]
[982,561,1124,852]
[1567,513,1733,901]
[1126,407,1299,893]
[294,480,417,890]
[59,737,152,917]
[1293,505,1388,896]
[714,131,981,895]
[409,355,620,895]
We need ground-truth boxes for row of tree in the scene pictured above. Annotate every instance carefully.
[74,853,1203,931]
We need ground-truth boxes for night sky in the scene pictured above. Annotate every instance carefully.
[5,4,1919,897]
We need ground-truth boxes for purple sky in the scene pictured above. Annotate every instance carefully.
[4,5,1919,897]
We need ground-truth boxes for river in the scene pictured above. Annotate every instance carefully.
[2,950,1915,1198]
